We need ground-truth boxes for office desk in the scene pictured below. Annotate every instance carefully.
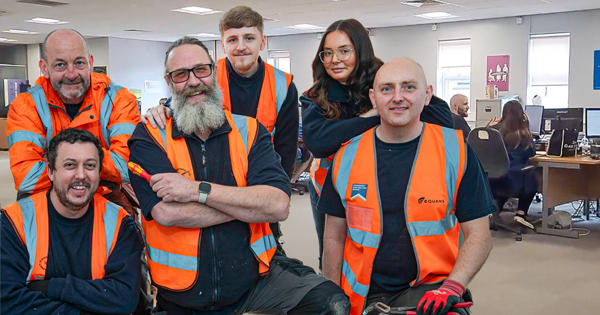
[530,154,600,238]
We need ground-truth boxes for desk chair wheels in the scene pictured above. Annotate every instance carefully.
[490,212,523,241]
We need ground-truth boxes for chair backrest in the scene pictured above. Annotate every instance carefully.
[467,127,510,179]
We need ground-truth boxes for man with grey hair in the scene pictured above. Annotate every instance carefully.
[7,29,140,206]
[128,36,349,314]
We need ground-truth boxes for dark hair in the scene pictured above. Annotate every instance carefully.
[306,19,383,120]
[164,37,213,70]
[45,128,104,171]
[41,29,88,61]
[219,5,264,35]
[499,100,533,150]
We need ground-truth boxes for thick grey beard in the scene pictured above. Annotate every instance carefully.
[172,84,225,136]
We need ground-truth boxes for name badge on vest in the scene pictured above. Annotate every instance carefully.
[350,184,367,201]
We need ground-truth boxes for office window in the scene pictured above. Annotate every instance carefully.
[266,50,291,73]
[437,39,471,110]
[527,33,570,108]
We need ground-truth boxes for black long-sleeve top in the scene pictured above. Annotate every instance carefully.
[0,193,142,314]
[301,80,453,158]
[224,58,299,178]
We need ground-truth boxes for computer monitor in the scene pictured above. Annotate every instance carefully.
[586,108,600,139]
[524,105,543,136]
[541,108,584,133]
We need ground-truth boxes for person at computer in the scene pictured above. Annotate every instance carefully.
[490,100,537,219]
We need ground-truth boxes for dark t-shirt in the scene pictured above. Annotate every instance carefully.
[452,113,471,141]
[64,102,83,120]
[318,130,496,294]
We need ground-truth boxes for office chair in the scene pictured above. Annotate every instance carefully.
[467,127,526,241]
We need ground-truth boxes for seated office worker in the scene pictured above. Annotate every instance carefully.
[489,100,537,219]
[128,37,349,314]
[320,57,495,315]
[1,128,142,314]
[7,29,140,205]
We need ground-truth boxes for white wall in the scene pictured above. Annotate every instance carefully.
[267,9,600,118]
[107,37,171,113]
[87,37,109,68]
[26,44,40,82]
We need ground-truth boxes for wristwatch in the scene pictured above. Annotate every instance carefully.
[197,181,211,204]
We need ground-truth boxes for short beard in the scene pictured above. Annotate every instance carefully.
[172,82,225,135]
[53,180,97,211]
[50,74,89,101]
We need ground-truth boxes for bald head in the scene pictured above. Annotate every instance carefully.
[42,29,89,61]
[450,94,469,117]
[369,57,433,140]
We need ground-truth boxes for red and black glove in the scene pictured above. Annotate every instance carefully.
[416,279,465,315]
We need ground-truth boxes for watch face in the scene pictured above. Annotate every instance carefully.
[199,182,211,193]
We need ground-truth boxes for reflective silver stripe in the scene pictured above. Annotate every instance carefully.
[341,259,368,298]
[250,234,277,257]
[18,161,46,195]
[29,85,53,141]
[407,213,459,237]
[110,151,129,184]
[108,123,136,138]
[309,159,323,194]
[231,114,250,152]
[334,134,362,209]
[158,127,167,150]
[8,130,46,150]
[441,126,461,216]
[17,198,37,283]
[100,82,122,148]
[271,66,288,137]
[103,201,120,261]
[347,227,379,248]
[146,244,197,271]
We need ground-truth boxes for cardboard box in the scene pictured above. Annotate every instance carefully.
[0,118,8,150]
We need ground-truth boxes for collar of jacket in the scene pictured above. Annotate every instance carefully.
[35,73,112,111]
[327,79,351,103]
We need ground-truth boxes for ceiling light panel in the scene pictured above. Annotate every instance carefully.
[172,6,222,15]
[415,12,457,19]
[25,17,68,24]
[3,29,39,34]
[0,37,17,42]
[188,33,220,38]
[287,24,323,30]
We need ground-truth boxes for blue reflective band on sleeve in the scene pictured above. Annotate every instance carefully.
[347,227,380,248]
[28,85,53,141]
[231,114,250,152]
[250,234,277,257]
[108,123,136,139]
[103,201,120,260]
[18,161,46,195]
[146,244,198,271]
[17,198,37,283]
[110,151,129,184]
[100,82,123,147]
[342,259,369,298]
[8,130,47,150]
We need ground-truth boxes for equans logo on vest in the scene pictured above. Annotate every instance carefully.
[351,184,367,201]
[418,197,445,204]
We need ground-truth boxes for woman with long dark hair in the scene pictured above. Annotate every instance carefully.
[300,18,453,269]
[492,100,537,218]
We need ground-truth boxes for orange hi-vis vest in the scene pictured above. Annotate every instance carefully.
[217,58,292,134]
[141,110,277,291]
[331,123,467,315]
[3,192,127,283]
[309,157,333,196]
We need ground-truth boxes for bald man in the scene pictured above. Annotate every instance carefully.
[320,58,494,315]
[449,94,471,140]
[7,29,140,203]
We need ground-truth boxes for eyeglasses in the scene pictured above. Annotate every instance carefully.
[167,64,214,83]
[319,47,354,63]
